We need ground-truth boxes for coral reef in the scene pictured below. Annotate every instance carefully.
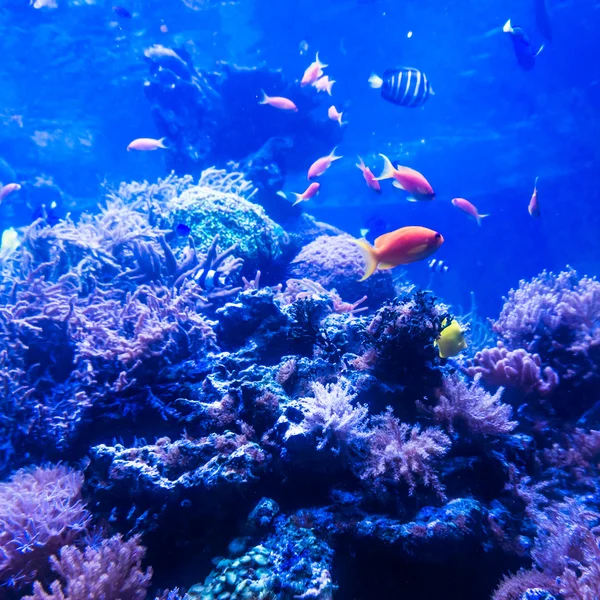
[287,234,396,307]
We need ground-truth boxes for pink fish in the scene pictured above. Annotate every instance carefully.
[356,157,381,193]
[259,91,298,112]
[376,154,435,201]
[127,137,167,151]
[327,105,344,126]
[0,183,21,203]
[308,148,343,180]
[528,177,540,218]
[451,197,490,225]
[301,53,327,87]
[292,182,321,206]
[313,75,335,95]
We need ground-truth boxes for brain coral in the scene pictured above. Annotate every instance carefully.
[287,234,395,305]
[168,184,289,274]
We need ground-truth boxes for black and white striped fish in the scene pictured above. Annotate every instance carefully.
[428,259,449,274]
[369,67,434,107]
[194,268,233,290]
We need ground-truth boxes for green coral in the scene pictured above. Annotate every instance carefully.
[168,186,288,273]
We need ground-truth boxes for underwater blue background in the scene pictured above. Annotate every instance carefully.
[0,0,598,316]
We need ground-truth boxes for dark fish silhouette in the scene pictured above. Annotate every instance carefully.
[534,0,553,42]
[503,20,544,70]
[369,67,434,107]
[112,5,132,18]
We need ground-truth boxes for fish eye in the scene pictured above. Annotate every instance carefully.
[434,232,442,239]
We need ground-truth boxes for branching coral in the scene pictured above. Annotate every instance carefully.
[362,408,451,498]
[285,379,370,452]
[0,465,90,590]
[427,374,517,437]
[24,534,152,600]
[465,342,559,397]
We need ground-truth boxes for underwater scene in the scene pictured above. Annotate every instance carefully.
[0,0,599,598]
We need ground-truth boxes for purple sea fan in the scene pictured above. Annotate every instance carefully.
[0,465,90,589]
[362,408,451,498]
[465,342,559,397]
[427,374,517,437]
[286,379,371,452]
[24,534,152,600]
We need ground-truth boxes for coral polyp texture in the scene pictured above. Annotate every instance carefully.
[1,175,599,600]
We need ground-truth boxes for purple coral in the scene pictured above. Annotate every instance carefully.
[287,234,395,306]
[428,374,517,437]
[285,379,371,452]
[465,342,559,396]
[24,534,152,600]
[0,465,90,589]
[362,408,451,498]
[493,268,600,355]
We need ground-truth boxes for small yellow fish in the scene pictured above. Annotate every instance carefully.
[0,228,20,255]
[435,319,467,359]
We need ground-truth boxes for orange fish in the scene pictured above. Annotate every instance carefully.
[356,157,381,193]
[307,147,342,179]
[528,177,540,218]
[292,182,320,206]
[327,105,344,126]
[259,91,298,112]
[451,198,489,225]
[313,75,335,95]
[376,154,435,201]
[301,53,327,87]
[355,226,444,281]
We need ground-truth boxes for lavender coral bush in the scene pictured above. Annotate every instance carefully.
[0,465,90,590]
[24,534,152,600]
[429,374,517,437]
[285,379,370,452]
[362,408,451,498]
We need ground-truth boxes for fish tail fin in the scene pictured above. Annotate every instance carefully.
[429,84,435,96]
[316,52,328,69]
[291,194,304,207]
[326,79,335,95]
[477,214,490,225]
[368,73,383,89]
[158,137,167,149]
[376,154,397,181]
[354,239,379,281]
[535,44,545,56]
[534,176,539,190]
[502,19,513,33]
[356,156,366,171]
[258,90,269,104]
[330,146,343,161]
[338,112,345,126]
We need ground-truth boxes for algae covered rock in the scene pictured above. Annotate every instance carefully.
[288,234,395,306]
[168,184,289,273]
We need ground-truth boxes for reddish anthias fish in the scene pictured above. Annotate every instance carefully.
[292,182,320,206]
[0,183,21,204]
[451,197,489,225]
[127,137,167,151]
[307,148,342,180]
[528,177,541,218]
[356,157,381,193]
[376,154,435,201]
[259,91,298,112]
[355,226,444,281]
[327,105,344,126]
[313,75,335,95]
[301,53,327,87]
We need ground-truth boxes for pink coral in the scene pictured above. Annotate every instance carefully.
[24,534,152,600]
[465,342,559,396]
[362,408,451,498]
[428,374,517,437]
[0,465,90,589]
